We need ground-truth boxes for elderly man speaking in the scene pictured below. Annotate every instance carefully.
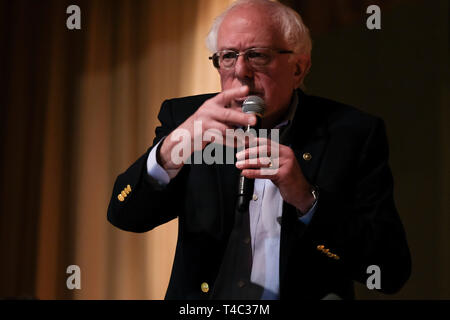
[107,0,411,300]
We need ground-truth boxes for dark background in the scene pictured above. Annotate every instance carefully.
[287,0,449,299]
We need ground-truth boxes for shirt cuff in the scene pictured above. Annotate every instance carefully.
[146,139,171,186]
[298,197,318,225]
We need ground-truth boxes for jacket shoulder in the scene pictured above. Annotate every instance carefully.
[308,94,379,121]
[302,93,384,136]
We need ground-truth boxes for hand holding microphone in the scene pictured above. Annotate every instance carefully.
[236,95,265,211]
[235,96,316,214]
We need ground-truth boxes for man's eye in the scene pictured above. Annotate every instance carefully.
[248,51,268,59]
[222,52,236,60]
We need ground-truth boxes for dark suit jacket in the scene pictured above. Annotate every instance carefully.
[107,89,411,300]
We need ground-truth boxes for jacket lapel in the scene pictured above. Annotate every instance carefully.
[279,90,330,291]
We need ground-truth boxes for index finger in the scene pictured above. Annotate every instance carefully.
[214,86,249,107]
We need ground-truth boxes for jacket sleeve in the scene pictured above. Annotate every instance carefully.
[304,118,412,294]
[107,99,188,233]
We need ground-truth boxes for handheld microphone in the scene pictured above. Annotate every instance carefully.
[236,95,265,212]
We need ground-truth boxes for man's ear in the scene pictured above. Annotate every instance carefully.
[295,64,302,76]
[294,55,311,88]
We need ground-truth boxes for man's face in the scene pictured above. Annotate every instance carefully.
[216,7,305,125]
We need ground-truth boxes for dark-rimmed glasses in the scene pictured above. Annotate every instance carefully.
[209,47,293,70]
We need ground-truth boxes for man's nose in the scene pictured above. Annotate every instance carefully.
[234,54,254,80]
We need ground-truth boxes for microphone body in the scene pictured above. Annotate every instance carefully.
[236,96,265,212]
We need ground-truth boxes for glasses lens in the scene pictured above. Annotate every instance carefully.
[220,51,238,68]
[246,48,272,66]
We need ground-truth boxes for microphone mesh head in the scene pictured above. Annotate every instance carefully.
[242,95,265,116]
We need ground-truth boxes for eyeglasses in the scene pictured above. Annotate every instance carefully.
[209,47,294,70]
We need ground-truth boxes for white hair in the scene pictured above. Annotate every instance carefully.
[205,0,312,57]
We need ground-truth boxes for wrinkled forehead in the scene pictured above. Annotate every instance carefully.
[217,6,286,51]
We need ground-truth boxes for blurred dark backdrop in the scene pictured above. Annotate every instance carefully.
[0,0,448,299]
[286,0,450,299]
